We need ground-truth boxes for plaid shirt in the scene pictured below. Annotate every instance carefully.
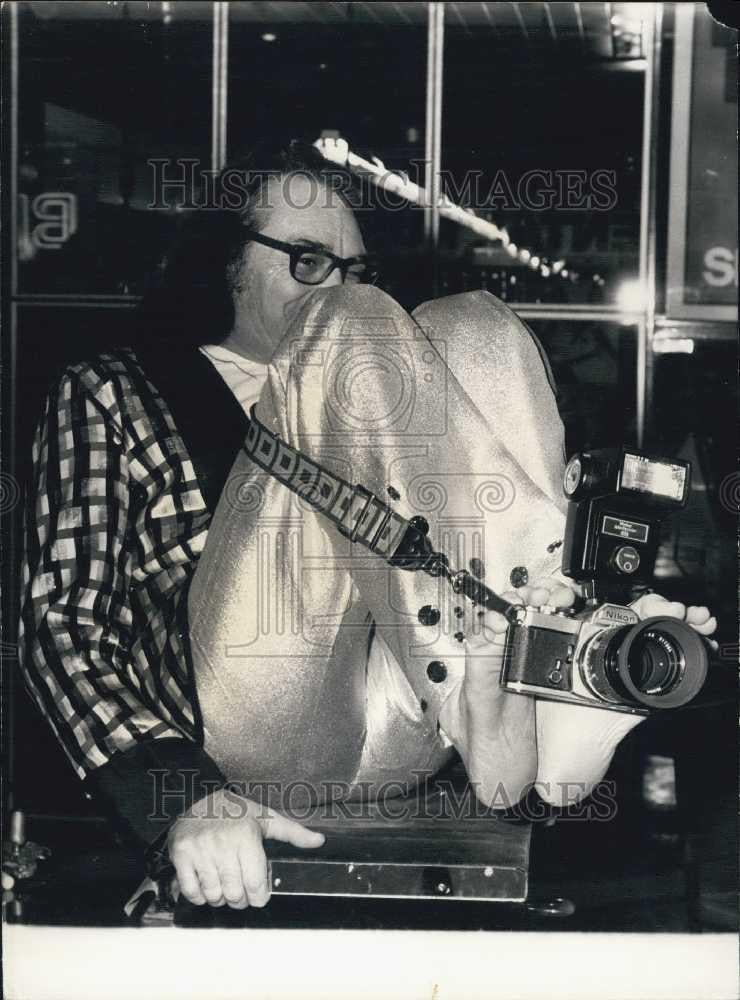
[18,348,213,783]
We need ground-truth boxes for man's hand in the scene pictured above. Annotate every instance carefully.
[168,788,325,909]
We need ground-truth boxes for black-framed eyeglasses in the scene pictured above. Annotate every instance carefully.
[242,229,379,286]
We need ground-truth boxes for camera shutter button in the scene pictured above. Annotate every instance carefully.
[611,545,640,574]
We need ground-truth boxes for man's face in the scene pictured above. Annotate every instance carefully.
[228,173,366,363]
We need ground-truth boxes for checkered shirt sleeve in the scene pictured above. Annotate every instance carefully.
[18,352,210,781]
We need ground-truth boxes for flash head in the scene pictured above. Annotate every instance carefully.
[563,449,690,508]
[618,451,690,507]
[561,449,691,589]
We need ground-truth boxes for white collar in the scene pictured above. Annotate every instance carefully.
[199,343,267,375]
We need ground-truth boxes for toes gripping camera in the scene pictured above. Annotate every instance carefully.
[241,413,708,716]
[500,449,709,715]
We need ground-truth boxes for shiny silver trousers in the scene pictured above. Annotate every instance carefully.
[187,287,567,804]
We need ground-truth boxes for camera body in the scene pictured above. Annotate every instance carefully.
[503,602,643,713]
[502,602,707,714]
[500,449,708,714]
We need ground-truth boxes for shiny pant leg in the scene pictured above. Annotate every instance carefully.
[187,286,567,803]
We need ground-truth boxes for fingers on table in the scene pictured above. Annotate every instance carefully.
[237,837,270,908]
[194,858,227,908]
[260,808,326,851]
[174,843,256,909]
[176,812,326,911]
[171,847,206,906]
[215,850,250,909]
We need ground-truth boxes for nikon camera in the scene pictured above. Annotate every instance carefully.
[500,449,709,715]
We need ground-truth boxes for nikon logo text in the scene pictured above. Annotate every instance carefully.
[594,604,638,626]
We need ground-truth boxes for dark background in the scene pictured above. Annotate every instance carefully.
[1,2,736,931]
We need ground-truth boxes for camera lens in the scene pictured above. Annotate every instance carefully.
[626,629,684,695]
[596,616,708,710]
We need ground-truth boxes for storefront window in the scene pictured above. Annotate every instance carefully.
[651,337,737,615]
[439,2,645,306]
[16,1,213,295]
[228,2,430,308]
[527,318,638,451]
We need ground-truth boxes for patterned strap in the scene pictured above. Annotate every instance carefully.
[241,407,523,623]
[241,407,409,560]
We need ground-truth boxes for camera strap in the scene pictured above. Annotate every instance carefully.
[240,406,523,623]
[241,406,410,557]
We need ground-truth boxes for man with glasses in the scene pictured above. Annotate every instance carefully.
[19,140,717,913]
[237,228,378,285]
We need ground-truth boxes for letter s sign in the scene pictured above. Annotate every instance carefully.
[702,246,738,288]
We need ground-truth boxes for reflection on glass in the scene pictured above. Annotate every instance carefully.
[651,339,736,613]
[17,1,213,295]
[527,320,637,452]
[439,2,645,305]
[227,2,429,309]
[680,6,737,310]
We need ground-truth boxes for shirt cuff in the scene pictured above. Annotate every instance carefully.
[84,737,226,851]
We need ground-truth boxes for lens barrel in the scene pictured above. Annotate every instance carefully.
[583,616,708,710]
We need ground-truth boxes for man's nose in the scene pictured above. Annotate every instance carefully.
[321,267,344,288]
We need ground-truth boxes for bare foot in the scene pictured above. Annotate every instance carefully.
[535,699,643,807]
[438,592,537,809]
[534,591,718,807]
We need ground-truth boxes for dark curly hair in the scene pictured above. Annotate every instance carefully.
[136,137,360,347]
